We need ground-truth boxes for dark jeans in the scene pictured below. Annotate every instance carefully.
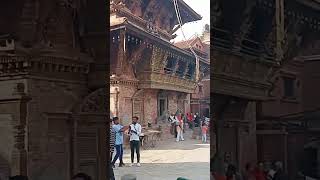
[188,121,193,129]
[130,140,140,163]
[112,144,123,164]
[174,127,177,138]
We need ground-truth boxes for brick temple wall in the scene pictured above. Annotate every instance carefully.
[110,83,137,125]
[26,78,87,180]
[143,89,158,125]
[0,79,26,178]
[168,92,178,115]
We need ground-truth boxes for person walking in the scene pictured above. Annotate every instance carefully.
[168,113,177,138]
[111,117,126,167]
[273,161,287,180]
[255,163,266,180]
[177,113,185,134]
[187,113,193,129]
[194,113,200,127]
[226,164,242,180]
[109,119,116,180]
[129,116,142,167]
[201,123,208,143]
[181,113,187,132]
[176,116,184,142]
[243,163,256,180]
[109,118,115,160]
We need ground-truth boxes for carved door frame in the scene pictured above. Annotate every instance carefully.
[73,113,107,180]
[43,112,73,180]
[157,91,168,117]
[72,88,107,180]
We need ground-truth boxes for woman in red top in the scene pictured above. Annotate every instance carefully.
[254,163,266,180]
[187,113,193,129]
[177,114,182,122]
[243,163,256,180]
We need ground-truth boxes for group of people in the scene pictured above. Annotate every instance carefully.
[241,161,287,180]
[168,113,185,142]
[109,116,142,168]
[168,112,209,143]
[185,112,201,129]
[212,161,288,180]
[109,116,143,179]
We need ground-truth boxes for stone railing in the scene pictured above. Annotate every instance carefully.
[137,71,197,93]
[212,51,277,100]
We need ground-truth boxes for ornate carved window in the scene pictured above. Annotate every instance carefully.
[176,60,186,78]
[199,85,203,93]
[186,63,195,79]
[164,56,176,74]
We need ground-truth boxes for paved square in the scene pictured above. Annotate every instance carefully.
[113,130,210,180]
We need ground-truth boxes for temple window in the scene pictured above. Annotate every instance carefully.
[176,60,186,78]
[186,63,195,79]
[199,85,203,93]
[164,56,176,74]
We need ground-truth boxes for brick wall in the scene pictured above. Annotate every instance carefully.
[0,79,26,174]
[168,92,178,115]
[114,84,137,125]
[26,78,87,180]
[143,89,158,125]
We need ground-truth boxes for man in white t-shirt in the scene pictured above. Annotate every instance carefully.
[128,116,142,167]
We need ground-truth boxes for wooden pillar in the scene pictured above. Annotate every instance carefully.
[318,148,320,177]
[283,133,288,173]
[71,114,80,176]
[98,127,107,180]
[275,0,284,62]
[212,95,231,174]
[116,30,126,75]
[11,84,31,176]
[215,110,223,155]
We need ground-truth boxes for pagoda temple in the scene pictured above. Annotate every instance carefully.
[175,29,211,118]
[110,0,209,126]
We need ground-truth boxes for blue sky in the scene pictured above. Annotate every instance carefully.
[174,0,210,42]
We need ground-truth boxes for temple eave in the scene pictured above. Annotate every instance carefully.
[138,81,195,94]
[111,22,195,59]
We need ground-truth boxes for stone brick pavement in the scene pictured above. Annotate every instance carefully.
[113,130,210,180]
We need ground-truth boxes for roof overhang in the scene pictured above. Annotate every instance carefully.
[174,0,202,23]
[110,19,196,59]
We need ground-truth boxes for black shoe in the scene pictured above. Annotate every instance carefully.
[119,163,125,167]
